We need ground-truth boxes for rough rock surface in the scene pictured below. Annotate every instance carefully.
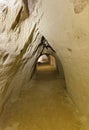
[0,0,64,113]
[0,0,89,124]
[0,0,43,112]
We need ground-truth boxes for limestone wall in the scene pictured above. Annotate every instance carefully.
[0,0,43,112]
[39,0,89,115]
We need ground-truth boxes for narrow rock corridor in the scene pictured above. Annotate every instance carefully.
[0,0,89,130]
[0,65,83,130]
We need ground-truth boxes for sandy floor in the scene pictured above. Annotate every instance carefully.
[0,66,86,130]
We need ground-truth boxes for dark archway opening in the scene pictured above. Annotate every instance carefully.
[31,35,65,80]
[37,54,56,72]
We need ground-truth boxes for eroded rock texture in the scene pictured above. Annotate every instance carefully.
[72,0,88,13]
[0,0,43,112]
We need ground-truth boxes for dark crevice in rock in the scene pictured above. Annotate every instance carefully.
[3,54,9,63]
[11,6,23,30]
[2,6,8,15]
[67,48,72,52]
[23,0,29,16]
[19,25,36,60]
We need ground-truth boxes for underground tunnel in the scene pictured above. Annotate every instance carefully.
[0,0,89,129]
[37,54,56,71]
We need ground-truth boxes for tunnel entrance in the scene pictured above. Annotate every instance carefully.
[33,54,58,81]
[31,35,65,80]
[36,54,57,72]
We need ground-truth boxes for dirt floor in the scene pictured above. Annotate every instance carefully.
[0,64,86,130]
